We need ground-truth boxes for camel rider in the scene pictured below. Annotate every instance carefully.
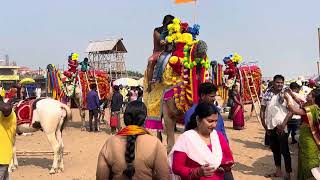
[0,95,16,180]
[80,57,90,72]
[147,15,175,92]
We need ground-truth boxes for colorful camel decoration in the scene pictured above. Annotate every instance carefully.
[143,17,210,152]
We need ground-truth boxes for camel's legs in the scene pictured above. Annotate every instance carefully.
[162,101,176,153]
[55,129,64,172]
[80,108,86,131]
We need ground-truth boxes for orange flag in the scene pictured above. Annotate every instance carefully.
[175,0,195,4]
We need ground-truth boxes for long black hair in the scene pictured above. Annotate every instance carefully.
[185,102,219,131]
[122,101,147,179]
[312,88,320,107]
[162,14,174,26]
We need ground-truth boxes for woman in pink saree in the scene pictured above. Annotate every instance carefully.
[231,84,245,130]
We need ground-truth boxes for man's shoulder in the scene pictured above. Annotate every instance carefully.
[115,92,122,97]
[186,104,197,112]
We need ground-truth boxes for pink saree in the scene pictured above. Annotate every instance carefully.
[232,94,245,130]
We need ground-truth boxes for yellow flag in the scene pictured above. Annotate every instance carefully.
[175,0,195,4]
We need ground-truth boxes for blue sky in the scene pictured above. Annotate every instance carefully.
[0,0,319,79]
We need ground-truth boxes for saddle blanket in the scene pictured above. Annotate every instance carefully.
[16,98,39,126]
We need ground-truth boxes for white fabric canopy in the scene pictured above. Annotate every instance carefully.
[113,78,138,87]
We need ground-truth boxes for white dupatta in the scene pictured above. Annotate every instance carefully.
[168,130,223,180]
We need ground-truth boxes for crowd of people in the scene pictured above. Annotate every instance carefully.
[1,13,320,180]
[85,83,144,133]
[96,82,235,180]
[260,75,320,180]
[0,83,43,102]
[1,74,320,179]
[95,75,320,180]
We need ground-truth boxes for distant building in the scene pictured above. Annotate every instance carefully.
[0,65,20,89]
[86,38,128,81]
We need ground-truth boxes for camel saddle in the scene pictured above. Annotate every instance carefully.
[16,98,43,126]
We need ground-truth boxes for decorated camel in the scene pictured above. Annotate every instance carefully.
[212,53,262,120]
[47,54,110,130]
[217,54,262,103]
[144,18,210,152]
[47,61,86,130]
[8,98,72,174]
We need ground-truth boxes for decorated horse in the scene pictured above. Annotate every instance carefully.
[144,18,210,152]
[8,98,72,174]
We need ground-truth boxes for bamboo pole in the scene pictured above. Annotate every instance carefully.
[16,150,70,156]
[193,0,197,24]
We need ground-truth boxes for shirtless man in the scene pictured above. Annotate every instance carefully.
[146,15,174,92]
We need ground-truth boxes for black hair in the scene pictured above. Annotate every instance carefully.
[113,85,120,92]
[273,74,285,82]
[314,89,320,107]
[267,81,273,88]
[289,82,301,90]
[84,57,88,62]
[311,88,320,105]
[90,83,97,90]
[185,102,219,131]
[122,101,147,179]
[162,14,174,26]
[137,89,143,98]
[198,82,218,97]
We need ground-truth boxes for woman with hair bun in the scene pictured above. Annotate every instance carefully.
[96,101,169,180]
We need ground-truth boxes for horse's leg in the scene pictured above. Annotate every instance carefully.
[162,99,176,153]
[46,132,60,174]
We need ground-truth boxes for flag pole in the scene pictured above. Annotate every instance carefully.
[193,0,197,24]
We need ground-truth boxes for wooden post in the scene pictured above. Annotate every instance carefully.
[317,61,320,76]
[193,0,197,24]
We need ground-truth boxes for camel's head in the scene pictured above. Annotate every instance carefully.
[193,40,207,59]
[66,84,82,99]
[65,83,75,97]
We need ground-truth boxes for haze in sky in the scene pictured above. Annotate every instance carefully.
[0,0,319,79]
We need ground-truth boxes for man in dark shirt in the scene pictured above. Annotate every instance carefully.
[86,84,100,132]
[111,85,123,133]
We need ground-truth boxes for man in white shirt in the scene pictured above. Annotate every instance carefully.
[35,86,42,99]
[260,75,292,179]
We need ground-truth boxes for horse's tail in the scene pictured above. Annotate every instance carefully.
[60,103,72,131]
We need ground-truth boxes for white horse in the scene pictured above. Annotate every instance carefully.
[8,98,72,174]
